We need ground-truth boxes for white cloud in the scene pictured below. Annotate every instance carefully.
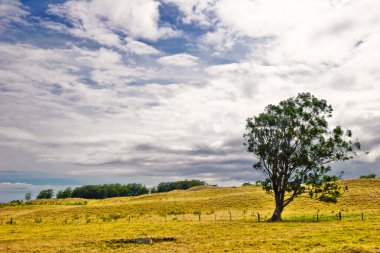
[203,0,380,67]
[1,0,380,185]
[158,53,199,67]
[163,0,216,27]
[215,0,330,38]
[0,0,29,30]
[0,127,35,141]
[0,42,249,177]
[263,0,380,66]
[47,0,178,50]
[124,38,160,55]
[201,27,238,53]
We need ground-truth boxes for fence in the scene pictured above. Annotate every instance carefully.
[1,210,378,225]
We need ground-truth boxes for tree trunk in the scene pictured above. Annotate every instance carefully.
[268,198,284,221]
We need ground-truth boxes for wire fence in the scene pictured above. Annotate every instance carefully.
[1,210,379,225]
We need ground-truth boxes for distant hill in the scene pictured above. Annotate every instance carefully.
[1,179,379,224]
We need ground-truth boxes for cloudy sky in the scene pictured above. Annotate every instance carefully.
[0,0,379,202]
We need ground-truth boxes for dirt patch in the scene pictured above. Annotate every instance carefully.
[104,237,176,246]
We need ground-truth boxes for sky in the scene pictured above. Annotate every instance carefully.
[0,0,379,202]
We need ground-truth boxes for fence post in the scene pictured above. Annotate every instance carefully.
[229,212,232,221]
[257,213,260,222]
[361,213,364,221]
[338,212,342,221]
[316,213,319,222]
[198,213,201,222]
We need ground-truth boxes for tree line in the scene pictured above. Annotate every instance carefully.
[150,179,206,193]
[32,180,206,200]
[56,183,149,199]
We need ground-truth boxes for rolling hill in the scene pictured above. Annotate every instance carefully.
[0,179,379,252]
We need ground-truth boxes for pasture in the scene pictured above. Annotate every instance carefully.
[0,179,379,252]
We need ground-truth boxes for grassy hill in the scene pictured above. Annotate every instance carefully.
[0,179,379,252]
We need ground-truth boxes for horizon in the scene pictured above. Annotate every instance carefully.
[1,0,380,203]
[2,176,376,204]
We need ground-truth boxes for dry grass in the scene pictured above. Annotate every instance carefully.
[0,179,379,252]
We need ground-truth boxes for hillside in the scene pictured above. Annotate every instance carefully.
[0,179,379,252]
[2,179,379,223]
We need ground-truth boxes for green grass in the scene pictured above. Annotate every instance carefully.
[0,179,379,252]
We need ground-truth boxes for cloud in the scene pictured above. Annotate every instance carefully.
[163,0,216,27]
[2,39,378,182]
[264,0,380,67]
[0,0,29,30]
[215,0,330,38]
[0,0,380,193]
[47,0,177,51]
[202,0,380,67]
[124,38,160,55]
[158,53,199,66]
[0,182,75,203]
[0,127,35,141]
[201,27,238,53]
[0,41,253,183]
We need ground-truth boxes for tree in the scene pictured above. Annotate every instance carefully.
[359,173,376,179]
[243,92,360,221]
[24,192,32,201]
[155,180,206,193]
[68,183,149,199]
[37,189,54,199]
[56,187,73,199]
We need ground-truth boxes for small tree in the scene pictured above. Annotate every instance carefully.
[37,189,54,199]
[24,192,32,201]
[359,173,376,179]
[244,92,360,221]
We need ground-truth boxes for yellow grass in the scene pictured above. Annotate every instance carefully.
[0,179,379,252]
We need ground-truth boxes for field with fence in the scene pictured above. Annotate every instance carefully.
[0,179,379,252]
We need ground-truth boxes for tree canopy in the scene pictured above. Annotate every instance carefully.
[243,92,360,221]
[57,183,149,199]
[24,192,32,201]
[151,180,206,193]
[56,180,206,200]
[359,173,376,179]
[37,189,54,199]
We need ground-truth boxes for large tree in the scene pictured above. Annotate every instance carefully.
[243,92,360,221]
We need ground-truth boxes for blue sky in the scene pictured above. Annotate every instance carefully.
[1,0,380,202]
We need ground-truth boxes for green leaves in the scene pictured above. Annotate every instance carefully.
[243,92,361,215]
[307,175,342,203]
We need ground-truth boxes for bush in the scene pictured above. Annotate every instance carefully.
[359,173,376,179]
[318,194,338,203]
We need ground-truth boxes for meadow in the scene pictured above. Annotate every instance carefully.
[0,179,379,252]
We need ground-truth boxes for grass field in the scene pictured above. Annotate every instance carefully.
[0,179,379,252]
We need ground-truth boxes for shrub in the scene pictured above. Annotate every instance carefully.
[359,173,376,179]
